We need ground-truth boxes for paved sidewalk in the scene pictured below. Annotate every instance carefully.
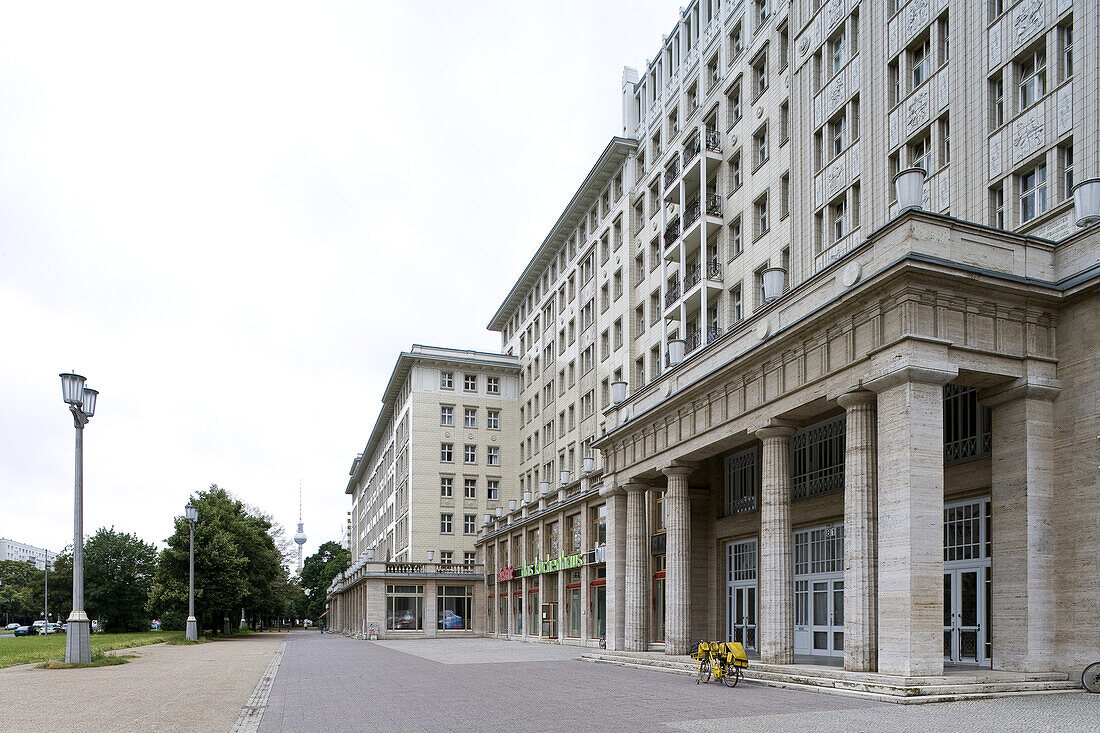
[0,631,286,733]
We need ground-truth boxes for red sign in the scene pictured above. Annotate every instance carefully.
[497,566,515,582]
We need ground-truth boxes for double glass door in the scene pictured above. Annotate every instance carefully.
[944,566,987,665]
[809,578,844,656]
[727,583,757,650]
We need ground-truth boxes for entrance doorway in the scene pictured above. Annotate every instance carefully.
[793,524,844,658]
[943,497,991,666]
[725,538,757,651]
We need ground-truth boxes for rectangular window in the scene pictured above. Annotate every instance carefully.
[463,552,476,568]
[440,551,453,564]
[752,50,768,100]
[938,16,949,65]
[486,376,500,394]
[464,374,477,392]
[831,198,848,242]
[440,371,454,389]
[487,479,500,501]
[729,216,742,258]
[487,446,500,466]
[754,193,769,238]
[463,478,477,499]
[990,75,1004,130]
[386,584,424,631]
[829,31,845,76]
[910,134,931,173]
[464,515,476,534]
[830,115,845,159]
[440,406,453,426]
[1062,22,1073,79]
[943,384,992,465]
[440,476,453,498]
[1020,163,1047,223]
[464,408,477,428]
[888,61,900,106]
[940,117,950,166]
[753,123,768,167]
[727,79,742,126]
[464,444,477,464]
[791,416,846,500]
[911,39,931,89]
[441,513,453,533]
[724,447,758,515]
[1063,144,1074,197]
[991,185,1005,229]
[441,443,453,462]
[487,409,500,430]
[729,150,742,190]
[1018,49,1046,109]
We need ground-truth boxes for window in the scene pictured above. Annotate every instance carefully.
[943,385,992,464]
[464,374,477,392]
[911,39,931,89]
[440,476,453,498]
[730,284,743,323]
[582,390,594,418]
[729,150,742,190]
[754,193,769,238]
[464,408,477,428]
[487,446,500,466]
[990,75,1004,129]
[635,304,645,335]
[988,0,1003,21]
[441,513,453,533]
[581,299,594,330]
[440,371,454,389]
[1020,163,1047,223]
[1018,49,1045,109]
[938,15,949,65]
[791,416,846,500]
[727,79,742,126]
[831,198,848,242]
[487,409,500,430]
[752,50,768,99]
[754,0,769,27]
[1061,22,1073,79]
[939,117,950,167]
[441,443,453,462]
[463,478,477,499]
[463,552,476,567]
[613,269,622,300]
[888,61,900,106]
[581,253,594,283]
[1063,144,1074,197]
[440,551,453,564]
[724,447,757,515]
[729,217,742,258]
[613,318,623,350]
[464,444,477,464]
[829,31,845,76]
[829,115,845,159]
[440,406,453,426]
[634,252,644,282]
[729,22,744,62]
[753,123,768,167]
[464,515,476,534]
[779,101,789,144]
[487,480,500,501]
[991,185,1005,229]
[581,345,594,374]
[910,134,931,173]
[780,173,790,219]
[386,584,424,631]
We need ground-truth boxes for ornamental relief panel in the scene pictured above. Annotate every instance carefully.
[888,16,899,57]
[890,109,900,149]
[989,131,1004,179]
[825,0,845,30]
[1012,105,1045,163]
[989,22,1003,70]
[825,157,846,198]
[1012,0,1044,51]
[904,0,930,45]
[825,74,846,118]
[938,69,949,111]
[1056,85,1072,136]
[904,87,930,136]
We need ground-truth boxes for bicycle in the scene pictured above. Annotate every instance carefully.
[691,640,748,687]
[1083,661,1100,693]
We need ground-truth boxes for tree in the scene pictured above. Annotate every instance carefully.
[298,541,349,620]
[0,560,43,625]
[148,484,290,633]
[81,528,158,632]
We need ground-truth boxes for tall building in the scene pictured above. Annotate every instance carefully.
[293,483,307,574]
[0,538,57,570]
[344,345,520,566]
[331,0,1100,677]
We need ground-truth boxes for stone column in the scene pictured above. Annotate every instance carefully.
[623,482,650,651]
[869,366,954,676]
[662,465,695,656]
[983,378,1060,671]
[837,390,878,672]
[756,424,796,665]
[600,483,627,650]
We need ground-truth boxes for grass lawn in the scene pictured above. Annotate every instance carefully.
[0,631,185,668]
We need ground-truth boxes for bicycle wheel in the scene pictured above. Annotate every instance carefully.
[722,664,740,688]
[697,658,711,684]
[1083,662,1100,693]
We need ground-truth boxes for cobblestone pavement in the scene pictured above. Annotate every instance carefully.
[0,631,286,733]
[257,631,1100,732]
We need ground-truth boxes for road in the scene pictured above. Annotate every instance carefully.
[258,632,1100,732]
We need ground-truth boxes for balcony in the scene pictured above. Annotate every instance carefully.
[683,197,701,229]
[683,262,701,291]
[705,192,722,218]
[685,328,702,354]
[707,258,722,280]
[705,128,722,154]
[664,216,681,248]
[664,158,680,189]
[664,281,681,308]
[706,325,722,344]
[683,131,701,168]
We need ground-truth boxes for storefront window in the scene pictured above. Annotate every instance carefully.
[438,585,473,631]
[386,584,424,631]
[567,513,582,553]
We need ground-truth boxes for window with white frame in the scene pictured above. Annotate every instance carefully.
[753,123,768,167]
[910,133,931,173]
[464,514,476,534]
[829,30,845,76]
[1061,22,1073,79]
[464,374,477,392]
[441,406,453,426]
[487,446,500,466]
[441,443,453,462]
[487,479,499,501]
[754,0,769,26]
[463,478,476,499]
[440,551,453,564]
[487,409,500,430]
[1062,144,1074,197]
[991,185,1005,229]
[911,38,931,89]
[440,476,453,498]
[730,283,743,323]
[1020,163,1047,223]
[753,192,769,238]
[727,79,742,126]
[464,408,477,428]
[464,444,476,464]
[830,198,848,243]
[730,150,743,190]
[486,376,500,394]
[752,50,768,99]
[441,513,453,533]
[440,371,454,389]
[990,75,1004,130]
[729,216,742,258]
[829,114,845,159]
[1018,48,1045,109]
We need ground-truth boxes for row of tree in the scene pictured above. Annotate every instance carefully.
[1,484,352,634]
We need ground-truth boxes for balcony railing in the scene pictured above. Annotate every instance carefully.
[683,262,701,291]
[683,131,701,167]
[706,325,722,343]
[707,258,722,280]
[706,192,722,218]
[664,158,680,189]
[685,328,702,353]
[664,281,681,307]
[664,216,681,248]
[705,128,722,153]
[683,197,701,229]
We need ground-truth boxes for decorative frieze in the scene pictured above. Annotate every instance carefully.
[989,21,1003,70]
[826,156,847,199]
[1012,104,1045,164]
[904,0,930,45]
[938,69,949,112]
[890,109,900,149]
[1012,0,1045,51]
[824,0,845,31]
[1056,85,1072,136]
[989,132,1004,179]
[904,87,930,137]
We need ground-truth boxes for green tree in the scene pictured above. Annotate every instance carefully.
[81,527,158,632]
[298,541,349,620]
[0,560,43,625]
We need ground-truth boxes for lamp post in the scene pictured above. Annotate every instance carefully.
[185,503,198,641]
[59,372,97,664]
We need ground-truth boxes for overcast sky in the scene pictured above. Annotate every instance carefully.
[0,1,679,561]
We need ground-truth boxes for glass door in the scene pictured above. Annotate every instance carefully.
[727,583,757,650]
[944,567,984,665]
[810,579,844,656]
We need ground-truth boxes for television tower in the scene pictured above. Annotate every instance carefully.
[293,481,307,573]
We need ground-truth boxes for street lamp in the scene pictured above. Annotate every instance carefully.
[60,372,97,664]
[185,503,198,641]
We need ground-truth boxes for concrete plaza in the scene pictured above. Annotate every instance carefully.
[259,632,1100,732]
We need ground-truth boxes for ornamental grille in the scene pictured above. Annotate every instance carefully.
[724,447,758,515]
[793,525,845,576]
[944,499,991,562]
[727,539,757,582]
[943,385,992,465]
[790,416,846,501]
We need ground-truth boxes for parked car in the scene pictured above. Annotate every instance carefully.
[50,623,65,634]
[13,625,36,636]
[4,622,20,630]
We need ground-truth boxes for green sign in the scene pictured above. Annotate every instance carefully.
[520,553,584,577]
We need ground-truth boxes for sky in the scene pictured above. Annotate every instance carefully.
[0,1,680,560]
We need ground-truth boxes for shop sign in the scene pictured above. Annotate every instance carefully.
[497,566,516,582]
[520,553,584,577]
[591,544,607,564]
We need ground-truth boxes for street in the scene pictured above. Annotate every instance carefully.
[258,632,1100,732]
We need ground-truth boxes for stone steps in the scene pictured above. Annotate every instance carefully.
[578,652,1081,704]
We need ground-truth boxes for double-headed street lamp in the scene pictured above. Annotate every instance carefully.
[185,503,198,641]
[59,372,98,664]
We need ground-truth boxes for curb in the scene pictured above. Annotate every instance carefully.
[230,638,287,733]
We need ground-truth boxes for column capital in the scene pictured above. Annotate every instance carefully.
[865,364,957,394]
[979,376,1062,408]
[754,418,798,440]
[836,390,876,410]
[621,481,651,495]
[662,462,698,478]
